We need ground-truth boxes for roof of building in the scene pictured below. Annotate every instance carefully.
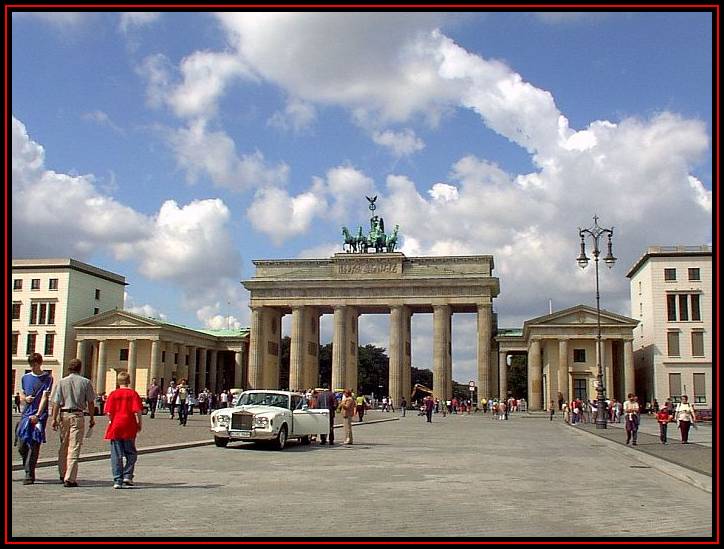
[12,258,127,285]
[625,245,712,279]
[497,328,523,337]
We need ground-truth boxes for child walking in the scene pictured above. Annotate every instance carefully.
[104,371,143,489]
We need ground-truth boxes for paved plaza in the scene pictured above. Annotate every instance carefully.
[11,411,713,539]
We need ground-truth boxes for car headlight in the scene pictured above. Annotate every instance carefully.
[216,415,230,427]
[253,416,269,428]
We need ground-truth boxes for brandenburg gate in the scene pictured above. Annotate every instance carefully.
[243,197,500,404]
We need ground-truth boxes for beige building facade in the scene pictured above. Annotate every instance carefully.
[243,252,500,404]
[11,258,126,393]
[73,310,249,395]
[496,306,639,410]
[626,245,712,407]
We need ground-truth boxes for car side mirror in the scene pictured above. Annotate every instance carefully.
[302,405,309,411]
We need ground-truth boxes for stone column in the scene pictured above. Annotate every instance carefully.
[604,339,614,400]
[624,338,635,397]
[528,338,542,410]
[248,307,264,389]
[499,351,508,400]
[128,339,138,389]
[304,308,321,389]
[389,305,403,406]
[197,348,207,391]
[234,349,243,389]
[209,350,218,393]
[290,306,305,391]
[97,339,108,394]
[332,306,347,391]
[346,308,359,392]
[446,312,453,400]
[263,309,282,389]
[558,338,569,403]
[187,346,197,393]
[163,342,175,385]
[433,305,451,401]
[402,308,412,402]
[76,340,87,376]
[177,345,188,381]
[150,339,162,384]
[477,303,492,399]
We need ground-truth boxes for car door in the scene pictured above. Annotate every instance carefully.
[292,396,328,435]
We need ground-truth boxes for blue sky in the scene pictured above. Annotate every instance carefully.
[11,11,713,384]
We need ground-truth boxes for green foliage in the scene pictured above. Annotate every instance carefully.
[507,354,527,399]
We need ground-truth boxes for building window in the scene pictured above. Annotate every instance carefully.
[174,353,179,365]
[185,354,189,366]
[48,303,56,325]
[573,378,587,400]
[95,289,101,300]
[44,334,55,356]
[688,268,700,281]
[94,307,99,315]
[38,303,47,325]
[691,294,701,321]
[693,373,706,404]
[26,333,37,355]
[29,303,38,325]
[12,333,19,355]
[12,302,21,320]
[31,278,41,290]
[120,349,129,361]
[573,349,586,363]
[49,278,59,290]
[667,331,680,357]
[666,295,677,321]
[664,268,676,281]
[668,373,682,403]
[13,279,22,290]
[162,351,166,362]
[678,295,689,321]
[691,331,705,357]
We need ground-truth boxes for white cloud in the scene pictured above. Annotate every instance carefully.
[14,12,95,28]
[124,292,167,320]
[12,116,247,330]
[119,12,161,33]
[247,187,328,245]
[372,129,425,157]
[168,120,289,191]
[428,182,459,202]
[81,110,125,134]
[137,54,175,109]
[268,98,317,133]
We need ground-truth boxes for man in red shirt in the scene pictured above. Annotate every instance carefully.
[104,371,143,489]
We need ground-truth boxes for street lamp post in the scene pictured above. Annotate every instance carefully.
[577,215,617,429]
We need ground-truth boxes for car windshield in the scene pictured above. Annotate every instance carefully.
[238,392,289,409]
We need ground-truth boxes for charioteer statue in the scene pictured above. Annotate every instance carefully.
[342,196,399,253]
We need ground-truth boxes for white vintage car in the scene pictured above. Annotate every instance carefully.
[210,390,330,450]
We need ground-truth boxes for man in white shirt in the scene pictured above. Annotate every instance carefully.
[623,393,640,446]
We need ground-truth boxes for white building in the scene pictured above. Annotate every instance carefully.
[626,245,712,408]
[11,258,126,392]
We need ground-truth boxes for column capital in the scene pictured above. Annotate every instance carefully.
[477,302,492,311]
[292,305,304,312]
[432,304,450,313]
[499,349,508,356]
[333,304,346,312]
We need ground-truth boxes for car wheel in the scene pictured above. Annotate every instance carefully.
[274,425,288,450]
[300,435,311,445]
[214,436,229,447]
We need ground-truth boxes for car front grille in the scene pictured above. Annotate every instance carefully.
[231,412,253,430]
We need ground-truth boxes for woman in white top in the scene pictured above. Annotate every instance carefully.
[675,395,696,444]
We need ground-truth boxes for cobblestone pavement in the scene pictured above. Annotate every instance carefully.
[11,410,712,539]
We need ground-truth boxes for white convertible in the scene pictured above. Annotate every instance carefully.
[210,390,330,450]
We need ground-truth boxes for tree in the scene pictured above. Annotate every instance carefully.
[279,336,290,389]
[357,344,389,395]
[507,354,528,399]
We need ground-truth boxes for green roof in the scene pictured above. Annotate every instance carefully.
[143,315,249,338]
[497,328,523,337]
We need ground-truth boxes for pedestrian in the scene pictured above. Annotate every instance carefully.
[50,358,96,487]
[549,400,555,421]
[355,392,367,422]
[166,381,177,419]
[104,371,143,489]
[675,395,697,444]
[440,398,448,417]
[656,404,673,444]
[14,392,22,413]
[389,397,395,413]
[562,402,569,424]
[146,377,160,419]
[624,393,640,446]
[424,395,434,423]
[382,396,388,412]
[652,399,660,413]
[16,353,54,485]
[400,396,407,417]
[220,389,229,408]
[341,389,355,445]
[198,389,207,415]
[317,385,336,445]
[176,379,189,426]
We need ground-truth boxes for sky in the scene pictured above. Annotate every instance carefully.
[10,10,713,385]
